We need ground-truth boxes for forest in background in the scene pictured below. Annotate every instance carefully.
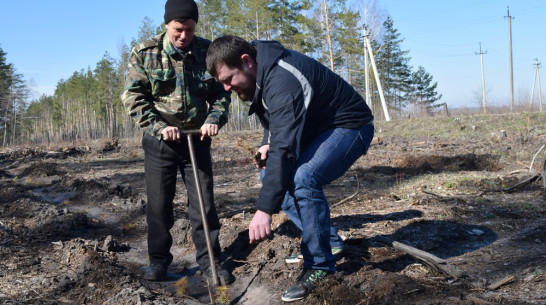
[3,0,454,147]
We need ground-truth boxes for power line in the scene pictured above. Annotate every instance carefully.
[403,15,501,37]
[505,6,515,111]
[394,0,496,22]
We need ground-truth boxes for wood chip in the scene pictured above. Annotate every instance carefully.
[487,275,515,290]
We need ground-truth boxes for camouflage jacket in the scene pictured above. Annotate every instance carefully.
[121,32,231,140]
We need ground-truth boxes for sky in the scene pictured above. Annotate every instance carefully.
[380,0,546,109]
[1,0,545,109]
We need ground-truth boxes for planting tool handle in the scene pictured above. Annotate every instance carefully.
[185,131,220,287]
[180,129,202,136]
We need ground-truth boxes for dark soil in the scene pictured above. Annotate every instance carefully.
[1,115,545,304]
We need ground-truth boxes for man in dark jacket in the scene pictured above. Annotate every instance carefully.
[206,35,374,302]
[122,0,233,284]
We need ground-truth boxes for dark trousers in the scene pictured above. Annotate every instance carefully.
[142,134,221,269]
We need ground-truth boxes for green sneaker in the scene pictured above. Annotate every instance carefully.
[285,247,343,264]
[281,269,333,302]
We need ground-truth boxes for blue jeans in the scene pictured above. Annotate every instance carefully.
[282,124,374,271]
[259,174,345,249]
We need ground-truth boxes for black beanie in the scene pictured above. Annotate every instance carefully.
[164,0,199,24]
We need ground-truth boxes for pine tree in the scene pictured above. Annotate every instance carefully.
[197,0,229,40]
[269,0,314,53]
[0,46,29,146]
[25,94,55,144]
[130,16,162,50]
[375,17,412,117]
[336,7,364,87]
[408,66,442,116]
[94,52,122,138]
[0,47,12,138]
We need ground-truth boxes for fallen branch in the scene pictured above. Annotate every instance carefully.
[423,190,444,198]
[529,144,546,172]
[516,161,529,168]
[218,207,256,219]
[508,169,528,175]
[331,175,360,208]
[500,174,540,192]
[232,259,261,264]
[487,275,515,290]
[403,288,423,295]
[373,236,465,279]
[478,173,540,195]
[543,158,546,189]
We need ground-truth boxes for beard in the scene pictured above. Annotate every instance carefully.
[234,70,256,101]
[235,87,255,101]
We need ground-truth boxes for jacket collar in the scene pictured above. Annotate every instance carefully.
[248,40,285,115]
[162,33,195,59]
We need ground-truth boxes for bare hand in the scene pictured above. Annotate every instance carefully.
[200,124,219,141]
[161,126,181,142]
[248,210,272,244]
[253,144,269,169]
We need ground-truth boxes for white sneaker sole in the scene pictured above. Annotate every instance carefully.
[285,248,342,264]
[285,255,301,264]
[281,294,305,302]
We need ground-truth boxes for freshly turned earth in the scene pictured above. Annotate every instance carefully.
[1,113,545,304]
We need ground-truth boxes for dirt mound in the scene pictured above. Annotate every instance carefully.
[1,121,545,304]
[20,161,65,177]
[394,154,501,172]
[0,147,85,163]
[0,183,30,204]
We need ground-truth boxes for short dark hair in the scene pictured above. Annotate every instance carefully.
[206,35,256,77]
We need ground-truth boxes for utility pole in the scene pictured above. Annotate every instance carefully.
[364,38,372,111]
[505,6,515,112]
[363,10,371,112]
[530,58,543,112]
[363,25,391,121]
[475,42,487,114]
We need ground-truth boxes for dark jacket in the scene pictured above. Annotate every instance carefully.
[249,40,373,214]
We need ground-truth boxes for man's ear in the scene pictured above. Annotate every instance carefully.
[241,54,254,69]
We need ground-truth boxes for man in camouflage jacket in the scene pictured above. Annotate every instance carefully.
[121,0,232,284]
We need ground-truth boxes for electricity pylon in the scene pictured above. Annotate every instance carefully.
[363,25,391,121]
[475,43,487,113]
[529,58,543,112]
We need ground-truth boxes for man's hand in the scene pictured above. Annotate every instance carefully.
[253,144,269,169]
[200,124,219,141]
[248,210,272,244]
[161,126,181,142]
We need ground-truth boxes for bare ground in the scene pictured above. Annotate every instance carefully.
[1,113,545,304]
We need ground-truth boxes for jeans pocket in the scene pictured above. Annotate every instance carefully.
[358,124,375,155]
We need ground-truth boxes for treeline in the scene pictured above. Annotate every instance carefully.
[0,0,442,147]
